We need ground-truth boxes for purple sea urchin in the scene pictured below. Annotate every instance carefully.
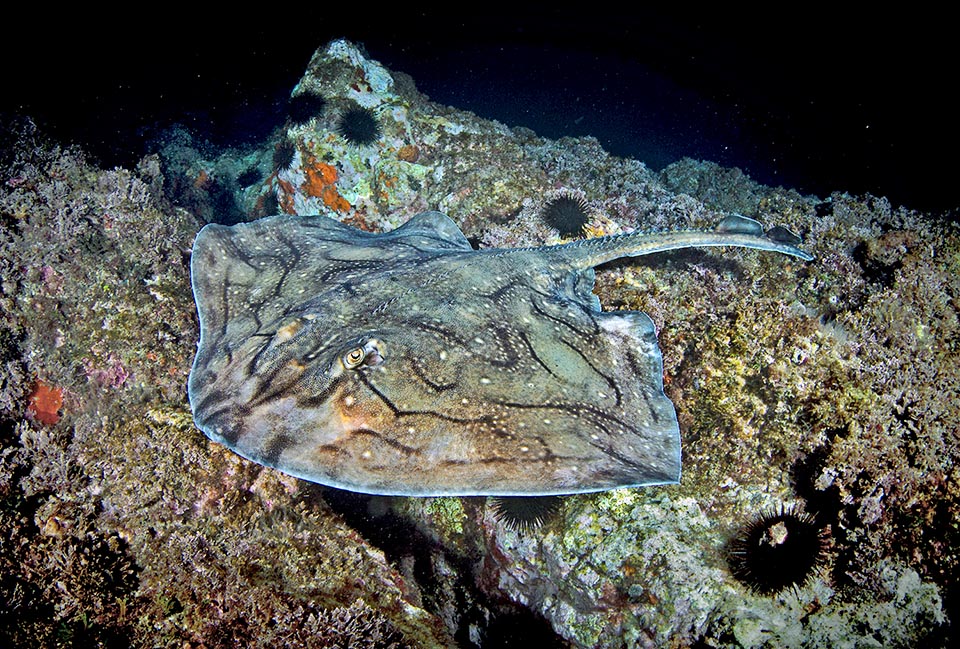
[541,192,591,238]
[337,106,381,146]
[489,496,563,533]
[728,505,829,595]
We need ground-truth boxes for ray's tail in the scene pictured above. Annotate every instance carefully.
[554,214,814,268]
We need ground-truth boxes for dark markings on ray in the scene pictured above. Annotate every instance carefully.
[440,441,568,467]
[558,337,623,407]
[294,374,351,409]
[263,432,297,465]
[487,324,523,370]
[481,443,572,466]
[348,427,420,455]
[358,373,496,425]
[493,399,638,442]
[335,281,359,297]
[245,367,303,409]
[316,443,349,458]
[262,231,302,301]
[481,282,518,304]
[191,402,238,444]
[202,402,255,447]
[188,211,813,496]
[246,337,277,377]
[243,295,267,332]
[216,272,232,345]
[191,389,224,419]
[415,321,472,349]
[318,259,383,282]
[516,330,561,379]
[409,359,457,393]
[372,296,404,315]
[529,294,597,340]
[621,348,663,424]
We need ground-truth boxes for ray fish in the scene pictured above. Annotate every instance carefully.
[188,211,812,496]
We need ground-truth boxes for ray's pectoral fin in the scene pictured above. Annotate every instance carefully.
[595,308,682,485]
[383,210,474,250]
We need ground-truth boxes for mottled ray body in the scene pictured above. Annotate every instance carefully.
[188,211,811,496]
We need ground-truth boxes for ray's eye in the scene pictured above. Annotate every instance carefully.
[342,347,366,369]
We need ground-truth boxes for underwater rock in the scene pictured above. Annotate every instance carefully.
[1,40,955,647]
[0,119,452,647]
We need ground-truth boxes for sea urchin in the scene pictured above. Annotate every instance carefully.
[541,192,591,238]
[489,496,564,533]
[728,505,829,595]
[273,138,296,171]
[337,106,381,146]
[287,92,326,125]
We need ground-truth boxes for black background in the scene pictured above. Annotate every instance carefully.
[3,8,955,215]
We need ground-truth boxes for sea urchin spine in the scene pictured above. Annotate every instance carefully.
[287,92,327,125]
[541,191,591,238]
[489,496,564,533]
[337,106,381,146]
[727,504,829,595]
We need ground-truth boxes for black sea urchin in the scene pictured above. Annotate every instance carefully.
[337,106,381,146]
[490,496,564,533]
[287,92,326,125]
[273,137,296,171]
[541,193,591,238]
[728,505,828,595]
[236,167,262,188]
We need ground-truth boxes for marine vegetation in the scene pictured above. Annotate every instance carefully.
[2,40,956,648]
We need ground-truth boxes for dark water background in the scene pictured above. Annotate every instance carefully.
[3,8,955,215]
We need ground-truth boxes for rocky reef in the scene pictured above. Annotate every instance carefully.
[1,40,955,647]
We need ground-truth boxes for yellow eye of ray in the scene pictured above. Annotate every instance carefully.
[342,347,366,369]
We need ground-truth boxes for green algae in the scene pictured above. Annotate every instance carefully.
[425,497,466,536]
[399,496,469,547]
